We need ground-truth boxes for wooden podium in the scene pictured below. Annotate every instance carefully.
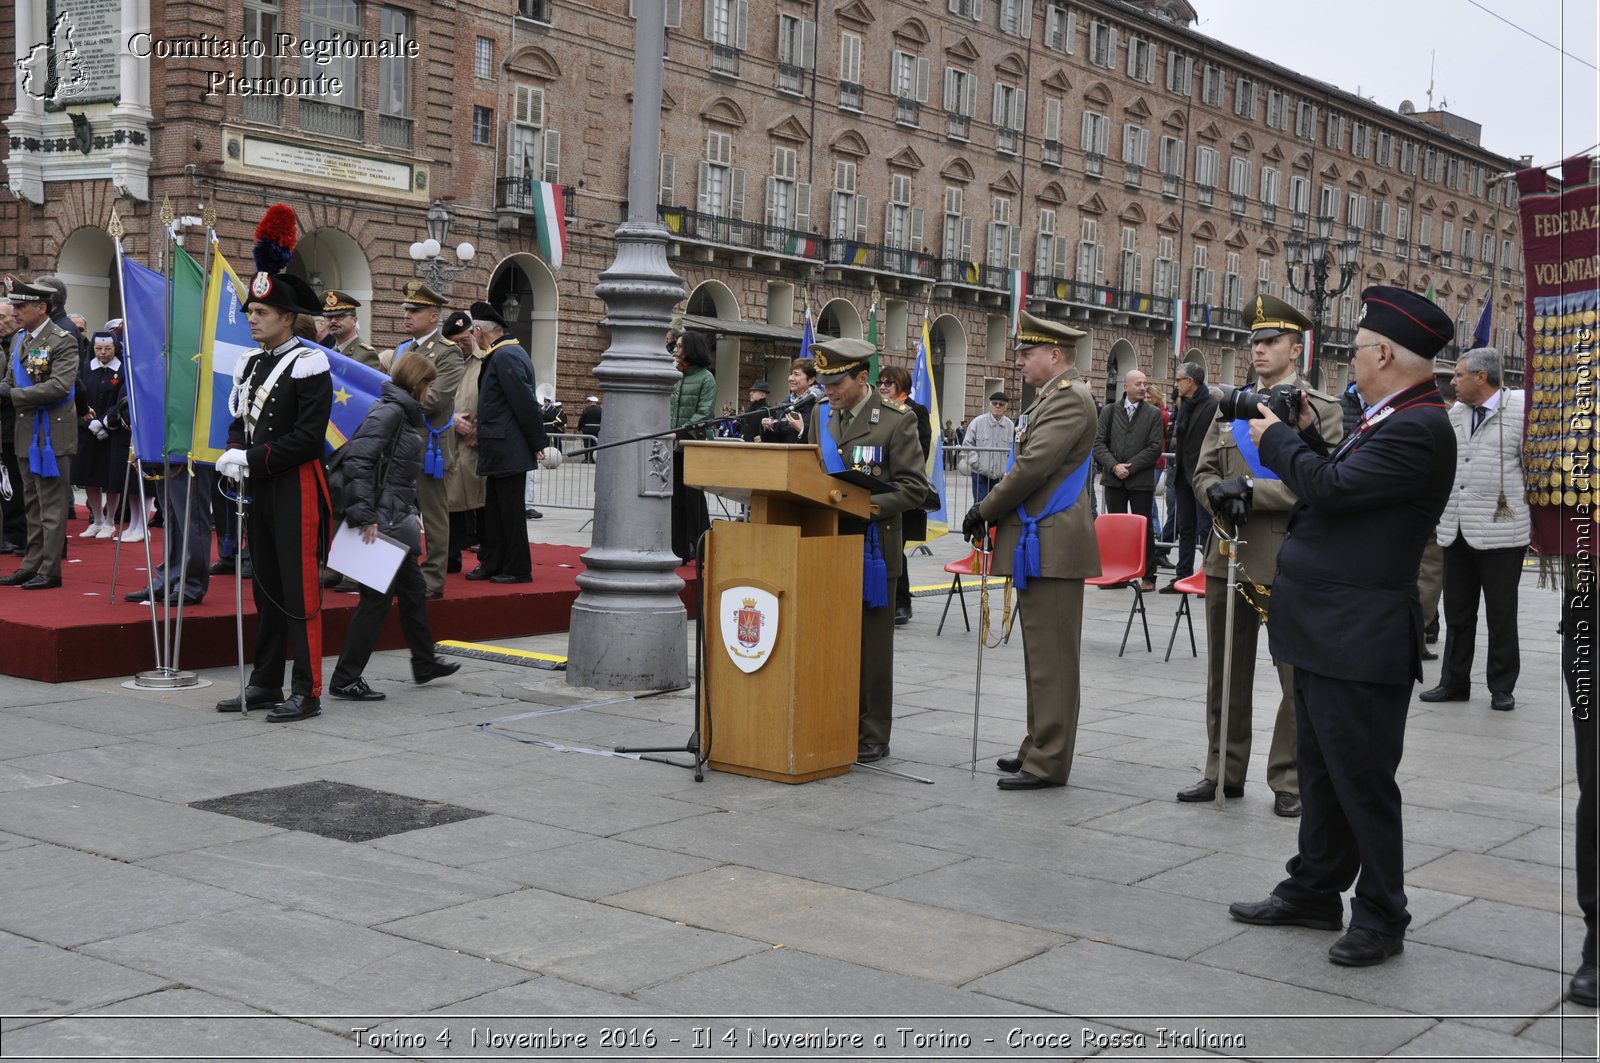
[681,441,871,783]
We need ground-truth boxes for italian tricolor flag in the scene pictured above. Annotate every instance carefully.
[532,180,567,269]
[1008,269,1028,336]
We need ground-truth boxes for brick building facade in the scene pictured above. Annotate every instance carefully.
[4,0,1527,423]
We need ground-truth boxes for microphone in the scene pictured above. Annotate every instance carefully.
[782,392,820,419]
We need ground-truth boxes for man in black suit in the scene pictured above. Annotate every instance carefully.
[1161,361,1218,589]
[1093,369,1164,591]
[1228,285,1457,968]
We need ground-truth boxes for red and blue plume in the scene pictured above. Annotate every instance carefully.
[252,204,298,275]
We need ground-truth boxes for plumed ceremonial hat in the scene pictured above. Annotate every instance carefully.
[243,205,320,315]
[400,280,449,309]
[811,337,875,380]
[1358,285,1455,359]
[4,275,51,304]
[469,300,507,328]
[243,271,321,316]
[321,290,361,313]
[441,310,474,339]
[1014,309,1085,349]
[1248,293,1313,341]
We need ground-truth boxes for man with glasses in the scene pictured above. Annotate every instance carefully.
[961,392,1013,504]
[321,291,382,371]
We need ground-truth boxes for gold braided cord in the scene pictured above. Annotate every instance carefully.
[1211,516,1271,626]
[975,549,1016,648]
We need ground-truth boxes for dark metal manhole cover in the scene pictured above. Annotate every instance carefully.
[191,781,487,842]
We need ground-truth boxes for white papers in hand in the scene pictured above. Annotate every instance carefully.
[327,522,406,593]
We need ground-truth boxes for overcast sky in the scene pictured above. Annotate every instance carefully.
[1193,0,1599,171]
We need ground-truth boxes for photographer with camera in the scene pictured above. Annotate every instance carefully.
[1178,295,1341,819]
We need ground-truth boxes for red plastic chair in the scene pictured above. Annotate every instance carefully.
[1163,570,1207,662]
[936,540,993,636]
[1084,513,1152,656]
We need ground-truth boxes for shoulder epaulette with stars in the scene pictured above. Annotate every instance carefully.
[881,398,908,413]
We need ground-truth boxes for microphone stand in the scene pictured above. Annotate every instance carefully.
[578,394,819,458]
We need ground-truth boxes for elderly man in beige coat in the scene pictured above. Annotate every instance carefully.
[970,311,1101,790]
[1420,347,1529,712]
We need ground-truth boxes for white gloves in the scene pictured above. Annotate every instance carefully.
[216,448,249,481]
[88,418,108,440]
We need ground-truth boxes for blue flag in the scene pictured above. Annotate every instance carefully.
[909,311,947,541]
[1470,302,1492,350]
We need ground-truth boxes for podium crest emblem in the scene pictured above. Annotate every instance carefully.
[720,586,779,674]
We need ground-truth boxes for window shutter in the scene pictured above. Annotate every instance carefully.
[795,183,811,230]
[766,176,780,226]
[542,130,560,182]
[729,167,745,219]
[735,0,749,49]
[665,0,682,27]
[960,216,973,258]
[698,160,713,212]
[944,69,958,110]
[1009,229,1022,269]
[916,57,931,102]
[855,194,869,240]
[800,21,815,66]
[1044,98,1061,141]
[660,153,676,203]
[992,84,1005,126]
[909,208,923,249]
[703,0,714,38]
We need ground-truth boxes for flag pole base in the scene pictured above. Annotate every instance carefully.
[124,670,209,691]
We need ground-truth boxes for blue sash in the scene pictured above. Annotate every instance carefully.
[818,403,888,607]
[1011,455,1092,590]
[11,333,73,478]
[393,338,412,362]
[1229,417,1281,481]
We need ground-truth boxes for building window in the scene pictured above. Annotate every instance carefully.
[1166,48,1192,95]
[1372,198,1390,251]
[892,50,930,125]
[949,0,981,19]
[1257,257,1273,296]
[1325,111,1345,151]
[705,0,749,77]
[1154,236,1176,299]
[1201,63,1223,106]
[885,173,922,251]
[943,186,972,261]
[1469,163,1485,197]
[1228,156,1250,213]
[765,146,811,237]
[241,0,280,122]
[1159,135,1184,196]
[299,0,361,136]
[1397,206,1411,255]
[1126,37,1153,82]
[839,33,863,110]
[1081,111,1109,176]
[1376,130,1393,167]
[474,36,493,79]
[1346,192,1367,233]
[1120,226,1143,291]
[1351,119,1370,158]
[471,105,492,145]
[1260,166,1281,208]
[1223,252,1243,311]
[1289,175,1310,228]
[1042,97,1062,165]
[1318,182,1338,221]
[993,83,1025,154]
[1122,123,1147,186]
[1400,139,1418,175]
[1446,156,1464,190]
[1189,244,1213,305]
[509,85,559,184]
[1000,0,1032,37]
[1036,208,1063,277]
[1423,146,1440,182]
[1234,76,1257,119]
[1077,218,1105,286]
[516,0,549,23]
[699,131,745,219]
[987,196,1017,269]
[1089,21,1117,69]
[1295,100,1316,139]
[831,159,866,239]
[377,6,411,147]
[945,67,976,140]
[776,14,815,94]
[1195,145,1219,206]
[1045,5,1075,53]
[1266,88,1287,130]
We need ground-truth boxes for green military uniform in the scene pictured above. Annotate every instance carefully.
[323,290,384,372]
[807,338,929,754]
[395,282,464,596]
[977,312,1101,785]
[1,279,81,587]
[1191,294,1343,799]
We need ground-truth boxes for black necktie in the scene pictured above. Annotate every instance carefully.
[1471,406,1487,434]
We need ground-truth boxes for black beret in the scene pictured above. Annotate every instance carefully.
[469,300,507,328]
[1358,286,1455,360]
[441,311,474,339]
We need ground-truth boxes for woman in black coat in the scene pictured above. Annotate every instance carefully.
[73,331,132,537]
[327,355,461,702]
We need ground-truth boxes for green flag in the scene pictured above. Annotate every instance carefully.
[866,298,880,382]
[163,246,206,455]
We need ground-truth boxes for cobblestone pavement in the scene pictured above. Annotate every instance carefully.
[1,506,1594,1060]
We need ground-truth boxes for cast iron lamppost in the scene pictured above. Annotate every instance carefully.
[1284,213,1359,388]
[408,200,476,292]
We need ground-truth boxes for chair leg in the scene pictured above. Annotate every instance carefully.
[1164,595,1188,662]
[1118,586,1138,657]
[1184,595,1197,657]
[937,574,963,637]
[1135,586,1151,651]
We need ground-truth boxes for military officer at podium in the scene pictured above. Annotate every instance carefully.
[965,311,1099,789]
[806,337,929,763]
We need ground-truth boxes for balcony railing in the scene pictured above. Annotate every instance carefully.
[300,100,362,140]
[1196,186,1214,207]
[1397,240,1410,259]
[1085,152,1104,177]
[1261,204,1277,225]
[711,43,740,76]
[1369,234,1384,253]
[938,259,1008,289]
[1123,163,1143,188]
[1292,211,1308,231]
[1501,266,1513,283]
[1029,274,1171,316]
[378,114,413,151]
[996,127,1018,154]
[947,113,970,141]
[838,81,863,110]
[778,63,806,94]
[1161,173,1179,197]
[825,239,939,278]
[1187,302,1245,331]
[1230,193,1247,215]
[241,95,281,124]
[497,178,579,216]
[1042,139,1061,167]
[895,98,920,126]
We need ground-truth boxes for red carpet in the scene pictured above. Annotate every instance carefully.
[0,530,699,683]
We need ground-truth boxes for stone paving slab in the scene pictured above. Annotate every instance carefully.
[287,750,555,805]
[6,740,293,803]
[1399,774,1571,830]
[364,811,594,866]
[138,831,522,926]
[1516,1010,1600,1055]
[0,987,384,1059]
[0,781,282,860]
[0,844,252,948]
[0,929,173,1021]
[1487,824,1577,867]
[0,761,68,794]
[80,905,530,1015]
[1390,1017,1565,1057]
[609,865,1063,986]
[471,836,718,901]
[1408,897,1584,969]
[3,693,217,735]
[1,713,133,759]
[1407,849,1573,914]
[449,777,714,835]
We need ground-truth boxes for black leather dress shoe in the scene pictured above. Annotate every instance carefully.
[425,589,444,601]
[1177,778,1244,802]
[0,568,39,586]
[319,567,341,587]
[1228,895,1343,931]
[1424,618,1439,644]
[1328,926,1404,966]
[19,574,61,590]
[489,574,532,584]
[465,566,493,581]
[856,743,889,763]
[0,540,23,555]
[329,678,385,701]
[413,659,461,685]
[267,694,321,722]
[125,587,156,603]
[208,557,235,576]
[1418,685,1469,703]
[1490,692,1516,712]
[997,770,1064,790]
[1273,791,1302,817]
[893,606,912,626]
[996,755,1022,773]
[1420,647,1438,661]
[1569,963,1598,1007]
[1158,581,1182,594]
[216,686,283,713]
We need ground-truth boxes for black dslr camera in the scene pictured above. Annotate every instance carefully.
[1216,382,1303,423]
